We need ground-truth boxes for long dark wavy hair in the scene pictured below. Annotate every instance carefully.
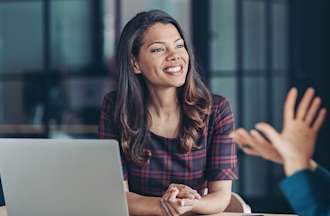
[114,9,212,165]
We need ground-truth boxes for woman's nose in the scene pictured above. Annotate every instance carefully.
[167,51,180,62]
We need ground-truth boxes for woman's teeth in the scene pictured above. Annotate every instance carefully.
[164,66,181,73]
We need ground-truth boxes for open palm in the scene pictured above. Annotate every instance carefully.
[233,88,326,167]
[256,88,326,166]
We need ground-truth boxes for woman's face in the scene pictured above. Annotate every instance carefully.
[133,23,189,89]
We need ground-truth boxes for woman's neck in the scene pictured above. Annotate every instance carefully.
[147,87,180,119]
[147,87,181,138]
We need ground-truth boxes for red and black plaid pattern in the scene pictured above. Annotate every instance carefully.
[99,92,238,197]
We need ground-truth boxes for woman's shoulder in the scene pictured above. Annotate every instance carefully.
[101,91,118,114]
[206,94,234,134]
[102,91,117,105]
[211,94,231,112]
[103,91,117,101]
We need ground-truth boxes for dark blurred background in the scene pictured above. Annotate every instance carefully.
[0,0,329,213]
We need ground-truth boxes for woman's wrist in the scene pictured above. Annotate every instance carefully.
[191,198,200,213]
[157,198,166,216]
[191,197,212,214]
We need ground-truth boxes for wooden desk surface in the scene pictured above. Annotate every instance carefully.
[0,206,296,216]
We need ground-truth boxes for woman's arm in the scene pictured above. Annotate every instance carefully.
[192,180,232,214]
[127,192,163,216]
[192,96,236,214]
[123,181,163,216]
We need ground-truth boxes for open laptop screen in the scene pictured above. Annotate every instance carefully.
[0,138,129,216]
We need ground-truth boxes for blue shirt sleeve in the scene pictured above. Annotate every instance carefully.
[280,166,330,216]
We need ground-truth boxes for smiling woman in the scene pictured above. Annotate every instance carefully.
[131,23,189,89]
[99,10,238,216]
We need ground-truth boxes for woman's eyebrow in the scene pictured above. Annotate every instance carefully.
[147,41,166,48]
[175,38,183,42]
[147,38,183,48]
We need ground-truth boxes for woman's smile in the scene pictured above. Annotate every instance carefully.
[163,64,183,75]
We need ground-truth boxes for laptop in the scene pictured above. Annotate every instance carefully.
[0,138,129,216]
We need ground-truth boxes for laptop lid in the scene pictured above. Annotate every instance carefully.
[0,138,129,216]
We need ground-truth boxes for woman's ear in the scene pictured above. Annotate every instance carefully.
[131,57,142,74]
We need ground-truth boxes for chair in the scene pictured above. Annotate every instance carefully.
[224,192,251,213]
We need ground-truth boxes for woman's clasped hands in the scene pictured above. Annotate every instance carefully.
[160,184,202,216]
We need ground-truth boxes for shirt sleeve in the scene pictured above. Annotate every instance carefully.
[98,92,119,139]
[280,167,330,216]
[98,92,128,180]
[206,96,239,181]
[315,165,330,185]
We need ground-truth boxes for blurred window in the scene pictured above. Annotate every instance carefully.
[209,0,290,201]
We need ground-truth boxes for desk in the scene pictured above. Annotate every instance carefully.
[212,214,296,216]
[0,206,296,216]
[0,207,7,216]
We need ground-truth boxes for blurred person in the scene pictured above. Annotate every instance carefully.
[232,88,329,216]
[98,10,238,216]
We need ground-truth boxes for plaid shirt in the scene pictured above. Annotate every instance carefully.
[98,92,238,197]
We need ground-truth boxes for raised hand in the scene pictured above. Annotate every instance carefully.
[232,88,326,175]
[255,88,326,175]
[233,127,283,164]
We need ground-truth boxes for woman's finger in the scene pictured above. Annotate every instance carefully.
[180,198,194,207]
[162,188,179,216]
[177,189,195,199]
[181,186,201,199]
[162,187,174,201]
[173,184,201,199]
[160,199,175,216]
[169,187,179,202]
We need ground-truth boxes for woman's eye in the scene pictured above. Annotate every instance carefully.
[176,44,185,49]
[150,47,165,53]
